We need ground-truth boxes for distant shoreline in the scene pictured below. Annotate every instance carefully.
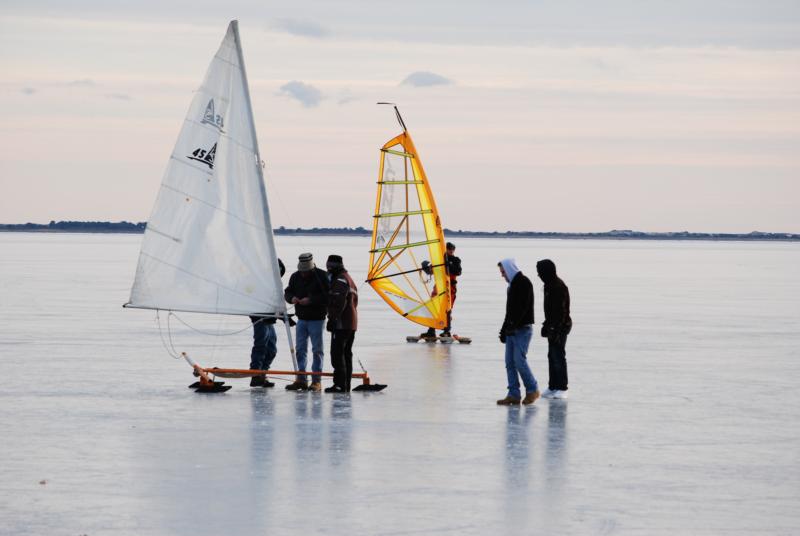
[1,221,798,242]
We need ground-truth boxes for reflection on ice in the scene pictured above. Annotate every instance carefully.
[504,406,536,490]
[328,394,353,468]
[545,400,568,488]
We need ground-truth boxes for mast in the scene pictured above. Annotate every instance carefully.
[231,20,297,371]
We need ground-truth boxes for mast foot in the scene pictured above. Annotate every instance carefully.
[188,380,226,389]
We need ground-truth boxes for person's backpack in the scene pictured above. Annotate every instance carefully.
[446,255,462,276]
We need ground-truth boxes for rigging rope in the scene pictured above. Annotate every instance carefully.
[155,310,181,359]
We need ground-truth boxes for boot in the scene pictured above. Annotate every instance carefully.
[420,328,436,339]
[249,375,265,387]
[496,396,521,406]
[285,380,308,391]
[325,385,345,393]
[522,391,541,405]
[309,382,322,392]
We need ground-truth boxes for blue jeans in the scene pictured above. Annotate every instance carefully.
[295,319,324,383]
[250,319,277,371]
[505,325,538,399]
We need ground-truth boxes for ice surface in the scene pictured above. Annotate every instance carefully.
[1,233,799,535]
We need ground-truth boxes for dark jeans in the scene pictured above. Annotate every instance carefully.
[250,317,277,371]
[547,332,569,391]
[330,329,355,391]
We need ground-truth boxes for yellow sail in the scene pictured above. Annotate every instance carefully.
[367,110,449,329]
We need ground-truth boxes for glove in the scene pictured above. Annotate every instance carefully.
[499,330,506,344]
[326,319,335,332]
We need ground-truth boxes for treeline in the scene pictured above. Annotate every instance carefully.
[275,226,370,236]
[0,220,145,232]
[1,221,798,241]
[442,228,800,241]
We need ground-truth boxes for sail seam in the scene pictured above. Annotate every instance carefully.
[159,183,269,233]
[212,52,239,70]
[183,118,257,154]
[138,251,282,313]
[195,86,231,106]
[145,225,182,243]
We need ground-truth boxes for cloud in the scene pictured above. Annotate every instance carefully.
[400,71,453,87]
[337,90,358,105]
[66,79,97,87]
[21,87,36,95]
[105,93,132,101]
[272,18,329,38]
[278,81,323,108]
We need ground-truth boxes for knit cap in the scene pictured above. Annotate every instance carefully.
[298,252,314,272]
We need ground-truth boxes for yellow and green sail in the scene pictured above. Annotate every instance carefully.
[367,111,450,329]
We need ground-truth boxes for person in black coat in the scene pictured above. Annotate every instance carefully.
[536,259,572,399]
[497,258,541,406]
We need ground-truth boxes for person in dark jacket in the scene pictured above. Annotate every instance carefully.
[249,258,285,388]
[284,252,330,391]
[443,242,462,336]
[497,258,540,405]
[325,254,358,393]
[420,241,463,338]
[536,259,572,399]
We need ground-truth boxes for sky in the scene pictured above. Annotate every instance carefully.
[1,1,798,233]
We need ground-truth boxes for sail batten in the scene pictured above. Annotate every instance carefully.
[127,21,284,317]
[367,117,450,330]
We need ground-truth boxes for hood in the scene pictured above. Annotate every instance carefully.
[499,258,521,284]
[536,259,557,283]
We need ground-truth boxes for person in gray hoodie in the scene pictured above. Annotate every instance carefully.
[497,258,540,405]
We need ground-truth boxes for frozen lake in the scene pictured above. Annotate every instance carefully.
[1,232,799,535]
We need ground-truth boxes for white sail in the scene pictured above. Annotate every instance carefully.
[128,21,284,317]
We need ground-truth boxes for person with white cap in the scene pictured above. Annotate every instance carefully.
[284,253,330,391]
[496,258,540,406]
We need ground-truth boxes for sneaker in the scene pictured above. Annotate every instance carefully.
[496,396,521,406]
[550,390,569,399]
[325,385,345,393]
[249,375,265,387]
[522,391,541,405]
[309,382,322,392]
[439,331,451,338]
[541,389,557,399]
[285,381,308,391]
